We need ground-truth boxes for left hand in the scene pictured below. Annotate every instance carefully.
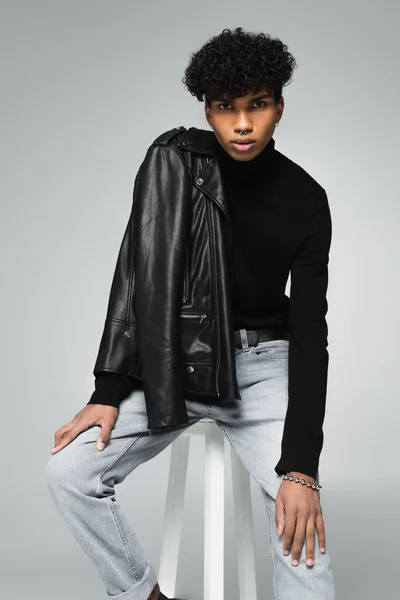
[275,471,326,567]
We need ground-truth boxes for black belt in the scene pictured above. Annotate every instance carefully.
[233,327,291,348]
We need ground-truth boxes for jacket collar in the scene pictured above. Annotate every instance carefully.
[177,126,217,155]
[176,127,275,221]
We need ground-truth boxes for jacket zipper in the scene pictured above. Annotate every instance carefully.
[182,245,190,304]
[181,312,208,324]
[205,199,221,396]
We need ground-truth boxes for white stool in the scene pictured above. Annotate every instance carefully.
[158,418,257,600]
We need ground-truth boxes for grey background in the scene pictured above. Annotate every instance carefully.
[1,1,399,598]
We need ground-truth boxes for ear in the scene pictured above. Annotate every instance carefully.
[277,96,285,120]
[204,102,212,128]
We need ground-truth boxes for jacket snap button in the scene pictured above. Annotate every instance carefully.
[182,140,189,146]
[186,366,195,373]
[123,330,132,338]
[196,178,203,185]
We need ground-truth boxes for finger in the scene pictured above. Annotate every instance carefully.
[51,425,84,454]
[96,424,114,451]
[52,430,70,452]
[282,513,296,558]
[315,508,326,553]
[305,516,316,567]
[275,495,285,536]
[53,414,81,447]
[53,424,70,447]
[50,433,73,454]
[291,516,308,566]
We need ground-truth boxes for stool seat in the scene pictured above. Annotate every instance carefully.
[158,417,257,600]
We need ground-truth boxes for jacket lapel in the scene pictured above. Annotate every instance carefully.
[177,127,230,221]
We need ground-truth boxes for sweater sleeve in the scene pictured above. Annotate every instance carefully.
[87,373,142,409]
[275,190,332,480]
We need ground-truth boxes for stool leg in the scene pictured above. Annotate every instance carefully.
[231,447,258,600]
[158,434,191,598]
[204,426,225,600]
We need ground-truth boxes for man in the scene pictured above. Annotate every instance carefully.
[46,27,336,600]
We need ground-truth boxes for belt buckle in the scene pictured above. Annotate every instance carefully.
[247,330,259,347]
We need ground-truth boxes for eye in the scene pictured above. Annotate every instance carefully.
[217,100,266,110]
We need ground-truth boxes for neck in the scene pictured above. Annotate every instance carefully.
[214,136,276,182]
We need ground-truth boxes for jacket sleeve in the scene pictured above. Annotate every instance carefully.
[91,190,140,379]
[133,143,193,430]
[275,190,332,480]
[87,373,142,409]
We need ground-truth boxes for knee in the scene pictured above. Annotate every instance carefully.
[45,450,81,495]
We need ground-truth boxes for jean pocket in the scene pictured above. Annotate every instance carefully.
[250,339,289,360]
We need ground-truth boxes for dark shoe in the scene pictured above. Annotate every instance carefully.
[159,591,187,600]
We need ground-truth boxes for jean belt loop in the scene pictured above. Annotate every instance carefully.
[239,328,250,352]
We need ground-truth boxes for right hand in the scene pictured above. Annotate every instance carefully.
[50,404,119,455]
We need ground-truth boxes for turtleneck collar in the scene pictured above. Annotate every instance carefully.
[213,135,275,173]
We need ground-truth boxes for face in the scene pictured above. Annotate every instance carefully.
[205,88,284,161]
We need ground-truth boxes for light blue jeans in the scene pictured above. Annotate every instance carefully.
[45,330,336,599]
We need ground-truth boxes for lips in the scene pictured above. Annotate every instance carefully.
[232,139,256,145]
[231,141,256,152]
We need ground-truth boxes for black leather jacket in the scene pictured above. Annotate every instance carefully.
[93,126,241,432]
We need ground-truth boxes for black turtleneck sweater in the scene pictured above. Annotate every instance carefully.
[88,135,332,480]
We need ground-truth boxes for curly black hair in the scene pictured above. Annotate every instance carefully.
[182,27,297,105]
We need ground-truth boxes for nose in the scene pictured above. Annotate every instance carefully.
[234,119,252,133]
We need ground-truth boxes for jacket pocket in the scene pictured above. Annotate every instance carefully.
[181,312,209,323]
[251,340,289,360]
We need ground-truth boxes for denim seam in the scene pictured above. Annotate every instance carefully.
[94,433,147,583]
[107,496,140,582]
[215,419,279,599]
[95,434,145,498]
[262,491,278,599]
[213,418,232,447]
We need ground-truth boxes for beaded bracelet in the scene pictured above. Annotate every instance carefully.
[281,474,322,490]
